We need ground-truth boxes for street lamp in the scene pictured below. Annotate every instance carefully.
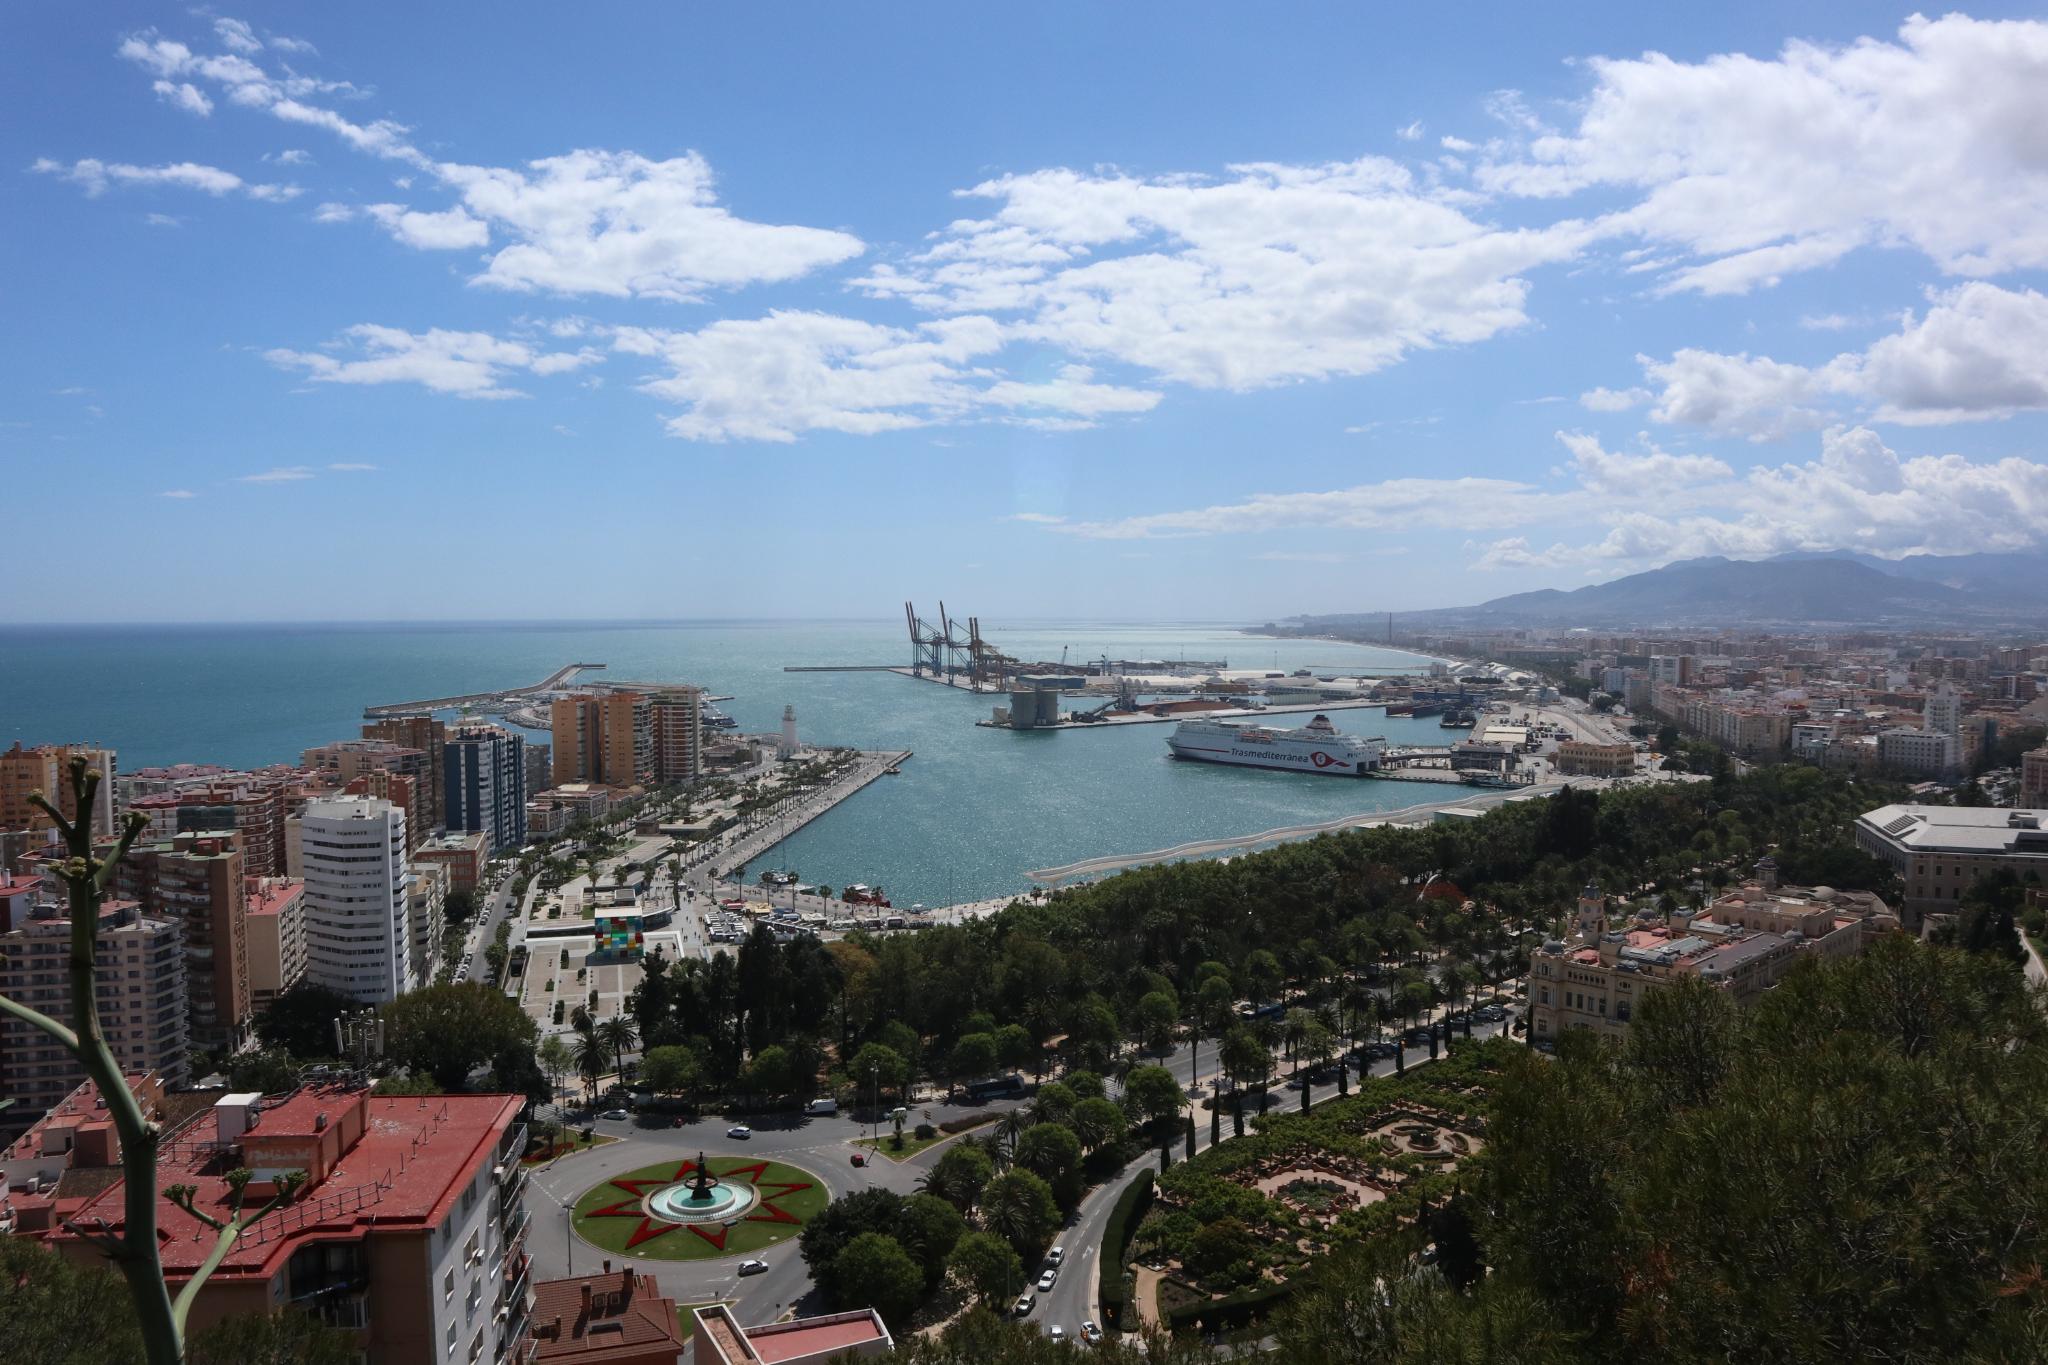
[561,1199,574,1275]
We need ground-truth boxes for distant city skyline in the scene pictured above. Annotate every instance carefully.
[7,5,2048,622]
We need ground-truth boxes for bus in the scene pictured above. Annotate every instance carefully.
[962,1073,1026,1103]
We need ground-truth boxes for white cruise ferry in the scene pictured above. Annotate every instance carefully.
[1166,713,1387,776]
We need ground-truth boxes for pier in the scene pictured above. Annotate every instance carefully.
[975,697,1390,729]
[363,662,604,718]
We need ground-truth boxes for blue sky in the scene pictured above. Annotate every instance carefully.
[7,3,2048,623]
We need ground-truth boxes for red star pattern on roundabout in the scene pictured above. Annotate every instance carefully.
[585,1159,815,1250]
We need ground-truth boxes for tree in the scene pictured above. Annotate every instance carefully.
[949,1032,1000,1085]
[1122,1063,1184,1128]
[993,1023,1038,1075]
[380,982,540,1091]
[0,1232,144,1365]
[1219,1025,1269,1131]
[831,1233,926,1329]
[639,1043,700,1098]
[597,1013,638,1078]
[1132,990,1179,1054]
[185,1309,358,1365]
[896,1193,968,1287]
[948,1229,1024,1307]
[1191,974,1235,1090]
[1070,1096,1127,1153]
[537,1034,574,1103]
[372,1071,440,1096]
[849,1042,909,1107]
[253,982,357,1057]
[979,1168,1061,1258]
[801,1188,907,1301]
[1013,1122,1084,1209]
[227,1047,303,1095]
[921,1141,994,1212]
[743,1043,799,1099]
[1241,949,1283,1011]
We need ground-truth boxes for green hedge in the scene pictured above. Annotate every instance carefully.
[1098,1169,1156,1331]
[939,1110,1003,1135]
[1162,1276,1296,1333]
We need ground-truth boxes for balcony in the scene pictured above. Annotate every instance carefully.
[498,1123,528,1168]
[306,1290,370,1332]
[501,1251,532,1310]
[499,1205,530,1246]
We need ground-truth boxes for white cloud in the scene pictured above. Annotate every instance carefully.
[1640,349,1831,441]
[266,324,602,399]
[1578,385,1648,413]
[1798,312,1864,332]
[1008,512,1067,525]
[363,202,489,249]
[36,157,238,196]
[1396,121,1424,141]
[159,488,197,499]
[857,160,1591,390]
[980,365,1160,417]
[1439,135,1477,152]
[144,212,182,228]
[312,201,354,223]
[237,466,316,483]
[1477,14,2048,293]
[267,148,312,166]
[327,461,377,471]
[269,35,317,56]
[1046,476,1578,540]
[214,18,262,53]
[1254,550,1347,563]
[433,150,864,301]
[1555,431,1733,498]
[152,80,213,115]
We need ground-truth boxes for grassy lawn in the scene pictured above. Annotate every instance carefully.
[571,1157,827,1261]
[522,1131,618,1165]
[674,1302,724,1334]
[854,1120,990,1162]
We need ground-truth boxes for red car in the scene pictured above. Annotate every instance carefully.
[850,1152,867,1167]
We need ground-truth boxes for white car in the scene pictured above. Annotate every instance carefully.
[1045,1245,1066,1267]
[737,1258,769,1276]
[727,1124,752,1139]
[1012,1292,1036,1317]
[601,1109,631,1121]
[1037,1268,1059,1292]
[1048,1324,1066,1343]
[1080,1321,1103,1344]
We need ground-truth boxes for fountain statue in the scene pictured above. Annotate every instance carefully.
[688,1152,716,1203]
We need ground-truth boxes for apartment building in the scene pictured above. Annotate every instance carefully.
[527,1265,687,1364]
[415,831,489,897]
[648,688,705,785]
[0,900,187,1142]
[245,876,307,1011]
[690,1305,892,1364]
[1875,727,1960,777]
[2022,746,2048,808]
[47,1083,533,1364]
[362,716,450,827]
[410,859,451,989]
[1527,863,1895,1045]
[1855,804,2048,925]
[446,726,528,853]
[550,693,650,788]
[0,743,118,838]
[292,796,412,1005]
[119,831,253,1048]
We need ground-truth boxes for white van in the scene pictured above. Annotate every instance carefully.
[804,1098,839,1116]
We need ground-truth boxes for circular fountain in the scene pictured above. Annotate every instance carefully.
[642,1153,761,1225]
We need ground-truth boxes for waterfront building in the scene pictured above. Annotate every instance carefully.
[291,795,412,1004]
[244,876,307,1011]
[550,692,650,788]
[119,831,252,1048]
[409,858,450,989]
[0,899,187,1142]
[1552,741,1635,778]
[415,830,489,897]
[528,1265,687,1364]
[1855,804,2048,924]
[535,785,610,823]
[525,801,568,837]
[362,716,450,826]
[2021,746,2048,808]
[0,742,118,838]
[649,688,706,784]
[445,726,528,853]
[779,704,798,761]
[1876,727,1960,778]
[1527,864,1895,1045]
[46,1082,531,1363]
[690,1305,893,1364]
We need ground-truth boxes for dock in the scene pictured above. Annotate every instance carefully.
[975,697,1389,729]
[363,662,604,718]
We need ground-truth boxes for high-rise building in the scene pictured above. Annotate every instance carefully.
[342,767,426,854]
[649,688,705,785]
[48,1082,532,1364]
[361,716,450,826]
[174,776,290,877]
[0,899,187,1142]
[445,726,527,852]
[120,831,252,1048]
[1922,681,1964,739]
[2023,746,2048,808]
[408,858,450,989]
[551,693,651,788]
[243,876,306,1011]
[525,742,552,796]
[0,743,118,837]
[291,795,412,1004]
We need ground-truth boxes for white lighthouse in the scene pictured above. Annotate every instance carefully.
[778,705,798,760]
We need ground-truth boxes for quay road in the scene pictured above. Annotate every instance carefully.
[363,661,604,718]
[520,1002,1523,1340]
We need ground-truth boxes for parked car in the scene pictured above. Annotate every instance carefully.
[601,1109,630,1121]
[1045,1245,1065,1267]
[1080,1320,1103,1344]
[737,1259,769,1276]
[1037,1268,1059,1292]
[1012,1292,1036,1317]
[727,1124,752,1139]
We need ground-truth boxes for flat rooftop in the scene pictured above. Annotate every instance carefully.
[1860,804,2048,854]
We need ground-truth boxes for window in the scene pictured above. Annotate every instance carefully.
[444,1268,454,1302]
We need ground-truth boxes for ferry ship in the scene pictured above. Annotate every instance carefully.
[1166,714,1387,776]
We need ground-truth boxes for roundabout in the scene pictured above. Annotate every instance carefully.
[569,1154,827,1259]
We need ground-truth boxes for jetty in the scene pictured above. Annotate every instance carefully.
[362,662,604,718]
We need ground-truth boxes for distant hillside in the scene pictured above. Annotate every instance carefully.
[1283,550,2048,630]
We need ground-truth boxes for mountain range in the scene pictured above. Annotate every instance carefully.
[1286,550,2048,630]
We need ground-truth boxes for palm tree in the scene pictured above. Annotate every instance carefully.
[995,1108,1027,1167]
[572,1031,608,1104]
[598,1014,638,1079]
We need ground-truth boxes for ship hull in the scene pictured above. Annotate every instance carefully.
[1165,742,1372,776]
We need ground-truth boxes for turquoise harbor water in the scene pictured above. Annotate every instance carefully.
[1,621,1463,905]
